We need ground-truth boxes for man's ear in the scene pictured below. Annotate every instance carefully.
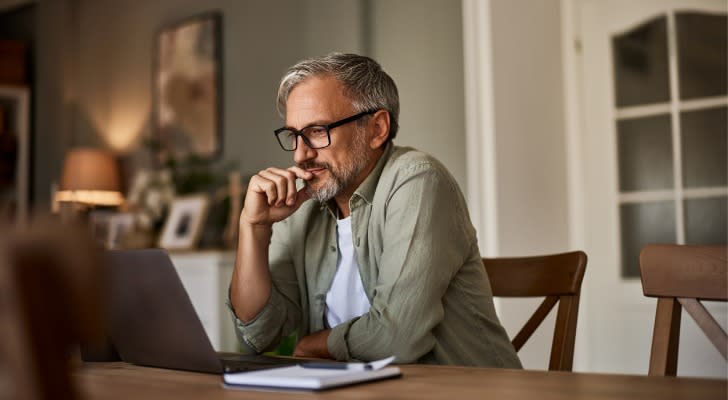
[368,110,391,149]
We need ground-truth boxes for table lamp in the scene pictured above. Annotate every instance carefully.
[55,148,124,207]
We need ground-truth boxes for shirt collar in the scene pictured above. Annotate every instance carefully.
[353,141,393,205]
[318,142,394,215]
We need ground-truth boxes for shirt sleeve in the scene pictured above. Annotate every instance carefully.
[227,220,303,353]
[327,162,475,362]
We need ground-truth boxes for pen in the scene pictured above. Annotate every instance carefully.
[299,356,396,371]
[300,362,373,371]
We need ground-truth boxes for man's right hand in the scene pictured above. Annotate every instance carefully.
[240,166,314,227]
[232,166,313,322]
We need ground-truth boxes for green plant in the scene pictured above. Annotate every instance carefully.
[143,137,237,195]
[264,332,298,357]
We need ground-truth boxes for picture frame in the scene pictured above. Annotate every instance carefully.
[89,210,113,247]
[108,213,135,249]
[0,85,30,225]
[89,211,135,249]
[154,12,223,161]
[158,194,210,250]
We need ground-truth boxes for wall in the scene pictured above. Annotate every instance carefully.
[488,0,571,369]
[34,0,76,207]
[30,0,364,205]
[31,0,468,208]
[491,0,569,257]
[72,0,366,178]
[370,0,467,192]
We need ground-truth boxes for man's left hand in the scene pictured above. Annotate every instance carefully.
[293,329,332,359]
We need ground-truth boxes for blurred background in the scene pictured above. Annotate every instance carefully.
[0,0,725,378]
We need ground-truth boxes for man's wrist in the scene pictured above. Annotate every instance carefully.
[317,329,332,359]
[239,215,273,231]
[238,218,273,248]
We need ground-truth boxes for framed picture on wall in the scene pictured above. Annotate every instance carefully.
[158,194,210,250]
[154,12,223,161]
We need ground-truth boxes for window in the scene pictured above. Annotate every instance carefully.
[612,11,727,277]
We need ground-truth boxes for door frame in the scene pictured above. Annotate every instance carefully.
[462,0,500,259]
[560,0,590,371]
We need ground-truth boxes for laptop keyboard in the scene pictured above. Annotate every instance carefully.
[219,354,303,373]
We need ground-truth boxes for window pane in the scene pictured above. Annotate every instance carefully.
[617,114,673,191]
[620,201,676,278]
[613,16,670,107]
[676,12,728,100]
[682,106,728,188]
[684,197,728,245]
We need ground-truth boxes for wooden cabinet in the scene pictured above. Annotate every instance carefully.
[169,250,238,352]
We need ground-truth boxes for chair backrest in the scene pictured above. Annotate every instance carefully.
[639,244,727,376]
[0,218,104,399]
[483,251,587,371]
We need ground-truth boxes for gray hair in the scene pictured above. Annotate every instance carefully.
[276,53,400,140]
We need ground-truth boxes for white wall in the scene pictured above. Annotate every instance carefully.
[490,0,570,257]
[487,0,572,370]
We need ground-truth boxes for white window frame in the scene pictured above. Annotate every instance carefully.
[613,10,728,277]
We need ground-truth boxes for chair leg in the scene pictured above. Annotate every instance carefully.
[550,295,579,371]
[649,298,681,376]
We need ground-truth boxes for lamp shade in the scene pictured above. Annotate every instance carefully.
[57,148,123,206]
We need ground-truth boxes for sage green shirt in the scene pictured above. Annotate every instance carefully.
[229,144,522,368]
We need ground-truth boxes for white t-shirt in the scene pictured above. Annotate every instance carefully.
[325,216,371,328]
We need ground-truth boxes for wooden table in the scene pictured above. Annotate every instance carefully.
[75,362,726,400]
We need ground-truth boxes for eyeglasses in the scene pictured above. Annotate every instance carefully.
[273,110,376,151]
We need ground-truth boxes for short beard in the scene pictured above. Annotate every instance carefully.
[300,127,371,204]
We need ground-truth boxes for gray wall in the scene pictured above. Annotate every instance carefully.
[34,0,76,207]
[370,0,466,191]
[71,0,363,179]
[32,0,468,207]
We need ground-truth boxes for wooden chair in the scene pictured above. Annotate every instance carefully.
[483,251,587,371]
[0,218,104,399]
[639,244,727,376]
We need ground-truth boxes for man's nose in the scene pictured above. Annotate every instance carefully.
[293,136,316,164]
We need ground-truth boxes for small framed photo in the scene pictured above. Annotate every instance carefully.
[89,210,113,247]
[108,213,135,249]
[159,194,210,250]
[89,211,134,249]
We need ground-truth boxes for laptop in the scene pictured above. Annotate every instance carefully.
[92,248,303,374]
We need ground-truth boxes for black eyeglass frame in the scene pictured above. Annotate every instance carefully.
[273,110,378,151]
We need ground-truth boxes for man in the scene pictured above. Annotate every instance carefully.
[228,53,521,368]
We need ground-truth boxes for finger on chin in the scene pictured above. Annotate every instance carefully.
[288,165,314,180]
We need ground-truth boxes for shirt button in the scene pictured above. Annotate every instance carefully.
[330,245,336,252]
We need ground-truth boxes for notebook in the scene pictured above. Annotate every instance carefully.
[223,358,402,391]
[93,248,304,374]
